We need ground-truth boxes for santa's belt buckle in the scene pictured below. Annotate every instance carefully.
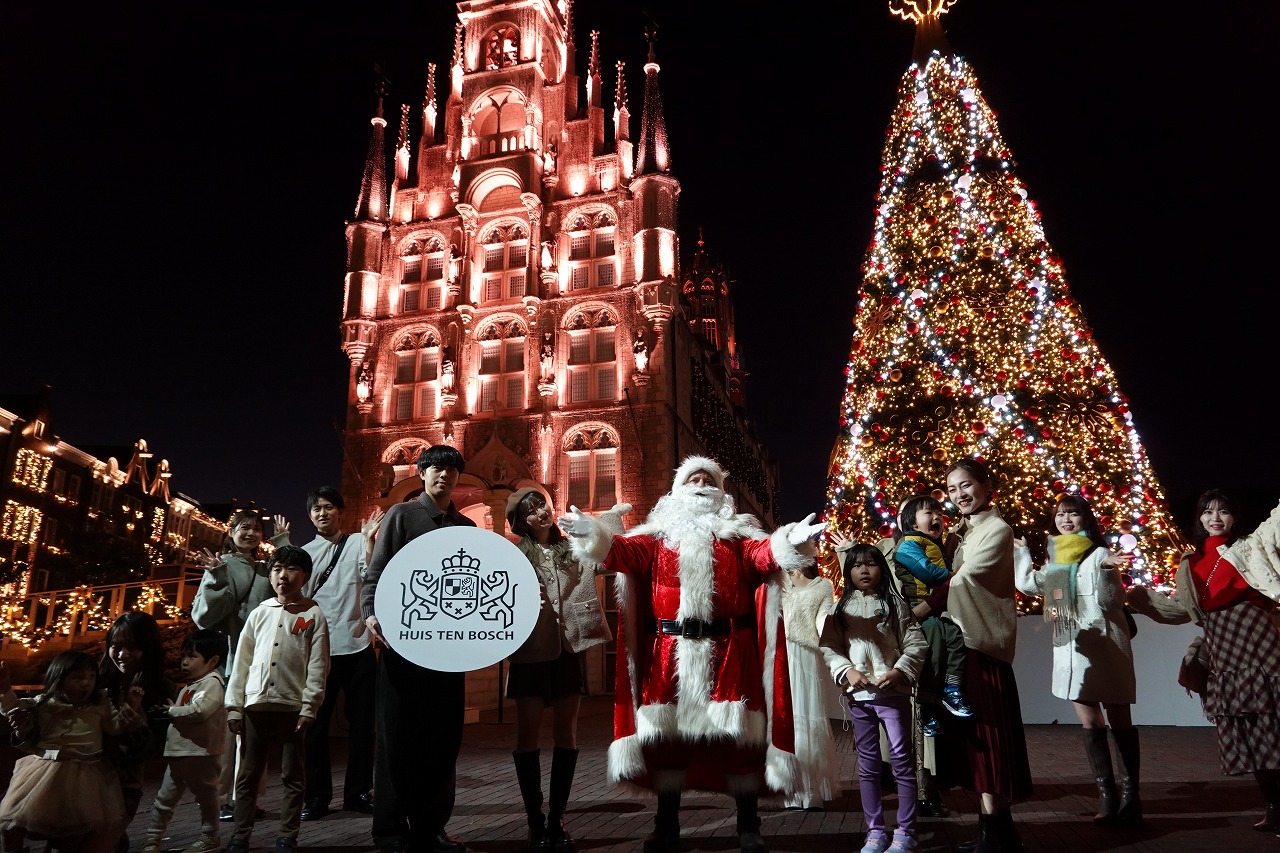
[681,619,708,639]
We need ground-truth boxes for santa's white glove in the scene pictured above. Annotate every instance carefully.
[557,505,596,538]
[787,512,828,545]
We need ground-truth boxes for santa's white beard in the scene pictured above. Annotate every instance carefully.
[645,486,724,549]
[646,486,721,625]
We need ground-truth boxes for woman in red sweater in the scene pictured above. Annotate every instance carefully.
[1129,489,1280,834]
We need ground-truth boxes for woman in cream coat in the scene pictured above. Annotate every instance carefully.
[505,487,624,853]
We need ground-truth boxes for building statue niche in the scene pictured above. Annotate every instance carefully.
[540,240,555,273]
[542,142,557,175]
[633,329,649,374]
[448,243,463,284]
[539,332,555,382]
[441,346,457,392]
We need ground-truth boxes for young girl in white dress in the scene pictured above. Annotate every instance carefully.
[0,651,139,853]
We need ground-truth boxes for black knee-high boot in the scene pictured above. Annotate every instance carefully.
[547,747,578,853]
[642,790,681,853]
[1253,769,1280,831]
[1083,728,1118,824]
[734,791,767,853]
[1111,727,1142,828]
[513,750,548,852]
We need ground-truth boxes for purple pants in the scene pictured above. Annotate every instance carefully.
[848,693,917,838]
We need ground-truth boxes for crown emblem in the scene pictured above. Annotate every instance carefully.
[441,548,481,575]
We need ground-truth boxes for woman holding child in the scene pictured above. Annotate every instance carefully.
[913,458,1032,852]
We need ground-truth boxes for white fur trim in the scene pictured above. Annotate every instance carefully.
[760,573,783,773]
[674,455,727,490]
[764,744,801,795]
[607,735,647,784]
[770,524,816,573]
[635,699,766,744]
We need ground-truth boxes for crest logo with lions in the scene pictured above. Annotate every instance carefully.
[400,547,518,629]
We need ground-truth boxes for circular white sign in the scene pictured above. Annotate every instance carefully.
[374,526,540,672]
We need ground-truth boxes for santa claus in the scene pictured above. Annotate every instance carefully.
[559,456,826,853]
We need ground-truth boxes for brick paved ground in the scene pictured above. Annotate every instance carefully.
[101,695,1276,853]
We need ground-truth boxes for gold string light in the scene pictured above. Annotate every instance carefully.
[825,51,1187,598]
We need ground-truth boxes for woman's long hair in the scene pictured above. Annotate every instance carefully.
[508,491,565,545]
[98,611,170,706]
[1192,489,1244,555]
[1050,494,1106,549]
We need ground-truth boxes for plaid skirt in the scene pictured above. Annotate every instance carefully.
[1202,601,1280,775]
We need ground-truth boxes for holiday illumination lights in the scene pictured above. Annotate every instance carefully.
[825,38,1186,595]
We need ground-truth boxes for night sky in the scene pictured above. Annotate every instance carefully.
[3,1,1277,537]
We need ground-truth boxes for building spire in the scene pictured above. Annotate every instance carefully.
[396,104,411,175]
[451,21,464,98]
[588,30,601,108]
[614,60,630,143]
[354,72,389,222]
[423,62,438,146]
[635,22,670,175]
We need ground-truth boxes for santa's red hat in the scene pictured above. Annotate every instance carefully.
[673,455,728,491]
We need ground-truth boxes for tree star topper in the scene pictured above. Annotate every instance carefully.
[889,0,958,23]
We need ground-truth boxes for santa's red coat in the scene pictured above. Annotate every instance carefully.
[595,519,809,795]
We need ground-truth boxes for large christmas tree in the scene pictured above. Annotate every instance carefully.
[826,0,1185,590]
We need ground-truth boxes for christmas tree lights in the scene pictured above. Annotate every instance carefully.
[826,6,1186,594]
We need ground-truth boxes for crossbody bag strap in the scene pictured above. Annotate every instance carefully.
[309,534,349,596]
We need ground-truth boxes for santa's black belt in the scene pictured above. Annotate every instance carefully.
[649,614,753,639]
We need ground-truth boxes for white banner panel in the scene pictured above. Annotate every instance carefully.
[375,526,539,672]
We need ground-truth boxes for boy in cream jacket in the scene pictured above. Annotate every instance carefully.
[225,545,330,853]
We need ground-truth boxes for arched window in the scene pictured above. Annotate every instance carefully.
[562,426,619,511]
[480,224,529,303]
[477,318,526,413]
[400,237,446,313]
[392,331,441,421]
[566,211,616,291]
[473,90,529,157]
[565,308,617,404]
[483,25,520,71]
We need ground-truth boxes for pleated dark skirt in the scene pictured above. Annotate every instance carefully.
[505,650,586,702]
[939,648,1033,801]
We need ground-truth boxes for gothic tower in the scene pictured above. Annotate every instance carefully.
[338,0,778,543]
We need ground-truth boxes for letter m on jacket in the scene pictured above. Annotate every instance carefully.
[292,616,315,635]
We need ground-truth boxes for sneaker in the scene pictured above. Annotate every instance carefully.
[860,829,889,853]
[274,837,298,853]
[886,832,918,853]
[922,716,941,737]
[942,685,974,718]
[219,804,235,823]
[183,833,223,853]
[141,843,162,853]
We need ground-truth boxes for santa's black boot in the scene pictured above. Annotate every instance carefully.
[733,791,767,853]
[642,790,681,853]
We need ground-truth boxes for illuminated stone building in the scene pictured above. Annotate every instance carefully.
[337,0,778,538]
[0,387,225,597]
